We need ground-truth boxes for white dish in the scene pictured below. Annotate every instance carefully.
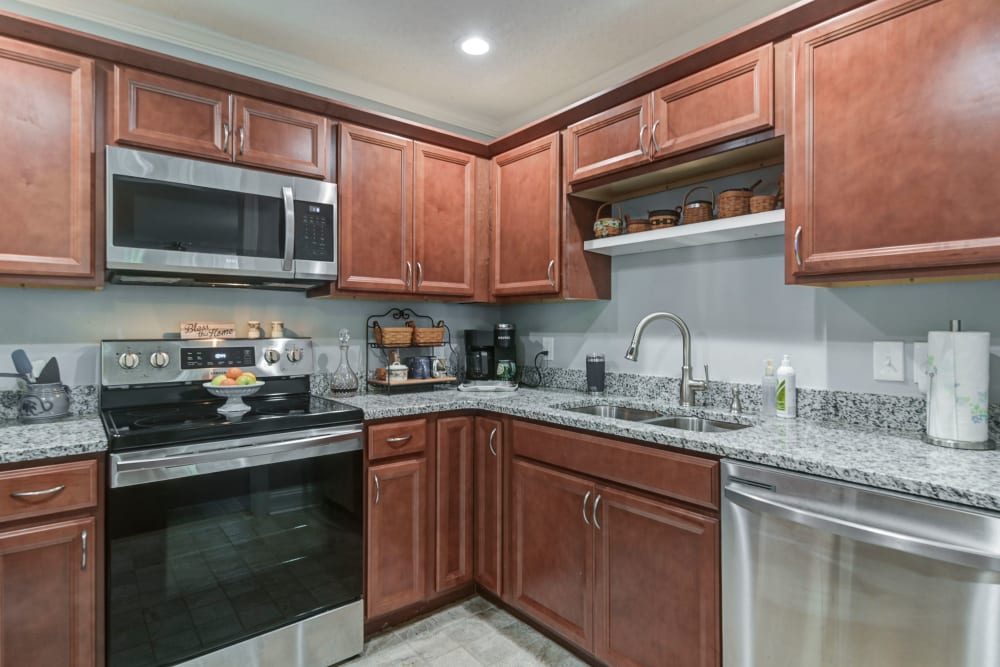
[203,380,264,413]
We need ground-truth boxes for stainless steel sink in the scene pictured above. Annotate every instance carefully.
[644,415,749,432]
[563,404,662,421]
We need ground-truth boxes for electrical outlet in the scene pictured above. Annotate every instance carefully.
[873,341,904,382]
[541,337,555,363]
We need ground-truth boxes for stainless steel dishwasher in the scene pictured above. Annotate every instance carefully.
[722,460,1000,667]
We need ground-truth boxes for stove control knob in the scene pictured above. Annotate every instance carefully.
[263,348,281,364]
[286,348,303,363]
[149,351,170,369]
[118,352,140,370]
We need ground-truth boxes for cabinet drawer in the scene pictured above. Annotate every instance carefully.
[512,421,718,510]
[0,459,98,522]
[368,418,428,461]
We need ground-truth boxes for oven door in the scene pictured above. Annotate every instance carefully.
[106,146,337,281]
[106,425,363,667]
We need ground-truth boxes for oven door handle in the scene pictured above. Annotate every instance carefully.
[111,426,363,487]
[281,185,295,272]
[725,484,1000,572]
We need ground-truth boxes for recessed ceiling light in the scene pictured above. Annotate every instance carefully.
[460,36,490,56]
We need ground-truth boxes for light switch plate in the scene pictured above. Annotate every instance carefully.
[873,341,905,382]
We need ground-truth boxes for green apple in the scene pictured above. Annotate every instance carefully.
[210,374,227,386]
[236,374,255,386]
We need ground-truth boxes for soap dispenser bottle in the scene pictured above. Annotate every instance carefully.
[776,354,797,419]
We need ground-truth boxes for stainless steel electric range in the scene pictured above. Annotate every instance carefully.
[100,338,364,667]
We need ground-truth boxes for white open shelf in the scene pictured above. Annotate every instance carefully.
[583,209,785,257]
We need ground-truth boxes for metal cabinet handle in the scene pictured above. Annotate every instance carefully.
[650,120,661,155]
[10,484,65,498]
[546,259,556,288]
[793,226,803,267]
[488,427,498,457]
[638,124,648,156]
[81,529,88,570]
[385,434,412,446]
[405,261,413,288]
[281,186,295,272]
[416,261,424,288]
[373,474,380,505]
[592,494,602,529]
[582,490,591,525]
[222,122,230,153]
[238,126,245,155]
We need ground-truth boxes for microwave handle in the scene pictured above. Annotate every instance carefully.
[281,186,295,272]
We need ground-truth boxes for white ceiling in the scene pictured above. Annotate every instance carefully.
[8,0,799,138]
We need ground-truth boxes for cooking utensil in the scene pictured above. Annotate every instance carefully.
[37,357,61,384]
[11,349,33,382]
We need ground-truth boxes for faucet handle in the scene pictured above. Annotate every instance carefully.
[703,364,710,386]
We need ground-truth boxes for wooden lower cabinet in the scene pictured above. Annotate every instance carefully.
[434,416,474,592]
[0,516,96,667]
[474,417,503,595]
[366,457,426,619]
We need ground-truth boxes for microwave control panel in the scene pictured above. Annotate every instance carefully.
[294,202,334,261]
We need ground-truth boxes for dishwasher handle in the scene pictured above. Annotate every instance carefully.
[725,484,1000,572]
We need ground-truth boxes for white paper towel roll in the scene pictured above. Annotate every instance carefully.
[926,330,990,444]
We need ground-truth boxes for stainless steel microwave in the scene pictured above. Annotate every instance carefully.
[106,146,337,288]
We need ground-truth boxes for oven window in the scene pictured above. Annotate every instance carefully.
[112,175,283,258]
[107,450,362,666]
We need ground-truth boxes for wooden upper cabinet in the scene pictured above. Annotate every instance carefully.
[492,132,562,296]
[114,67,329,178]
[0,516,96,667]
[338,124,413,292]
[113,66,231,161]
[232,96,328,178]
[787,0,1000,283]
[650,44,773,159]
[414,142,476,296]
[565,96,651,183]
[0,37,95,282]
[434,416,474,593]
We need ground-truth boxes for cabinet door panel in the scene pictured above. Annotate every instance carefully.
[413,143,476,296]
[492,133,561,296]
[594,486,719,667]
[233,96,328,178]
[650,44,773,158]
[366,458,426,619]
[434,417,474,592]
[0,38,94,280]
[338,125,412,292]
[0,516,95,667]
[113,66,231,161]
[788,0,1000,279]
[509,459,594,648]
[565,96,650,183]
[474,417,503,595]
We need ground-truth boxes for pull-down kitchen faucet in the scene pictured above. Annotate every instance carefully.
[624,312,708,407]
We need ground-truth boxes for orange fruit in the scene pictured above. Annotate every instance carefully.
[220,377,237,386]
[225,367,243,380]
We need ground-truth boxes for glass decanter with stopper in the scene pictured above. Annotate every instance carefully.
[328,328,359,394]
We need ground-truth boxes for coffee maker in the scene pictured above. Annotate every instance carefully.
[464,323,517,383]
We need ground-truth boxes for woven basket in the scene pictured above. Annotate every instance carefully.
[408,320,445,346]
[718,189,752,218]
[373,321,413,346]
[593,202,623,238]
[627,221,653,234]
[682,186,715,224]
[750,194,778,213]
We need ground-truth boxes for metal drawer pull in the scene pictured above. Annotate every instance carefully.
[385,434,412,446]
[546,259,556,288]
[593,494,602,529]
[650,120,661,154]
[488,428,498,457]
[10,484,65,498]
[793,226,803,267]
[582,490,591,525]
[81,529,88,570]
[238,126,245,154]
[373,474,381,505]
[222,122,230,153]
[638,124,648,156]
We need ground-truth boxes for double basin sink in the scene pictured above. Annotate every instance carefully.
[563,404,749,433]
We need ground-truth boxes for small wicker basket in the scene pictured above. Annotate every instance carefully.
[408,320,446,346]
[718,189,753,218]
[593,202,623,238]
[373,321,413,346]
[750,194,778,213]
[682,186,715,224]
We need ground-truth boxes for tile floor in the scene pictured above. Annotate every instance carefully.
[342,597,589,666]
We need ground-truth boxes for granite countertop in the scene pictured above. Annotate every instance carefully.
[336,387,1000,513]
[0,415,107,464]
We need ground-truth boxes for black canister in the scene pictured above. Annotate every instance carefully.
[586,353,605,394]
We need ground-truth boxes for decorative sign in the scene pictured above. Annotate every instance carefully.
[180,321,237,339]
